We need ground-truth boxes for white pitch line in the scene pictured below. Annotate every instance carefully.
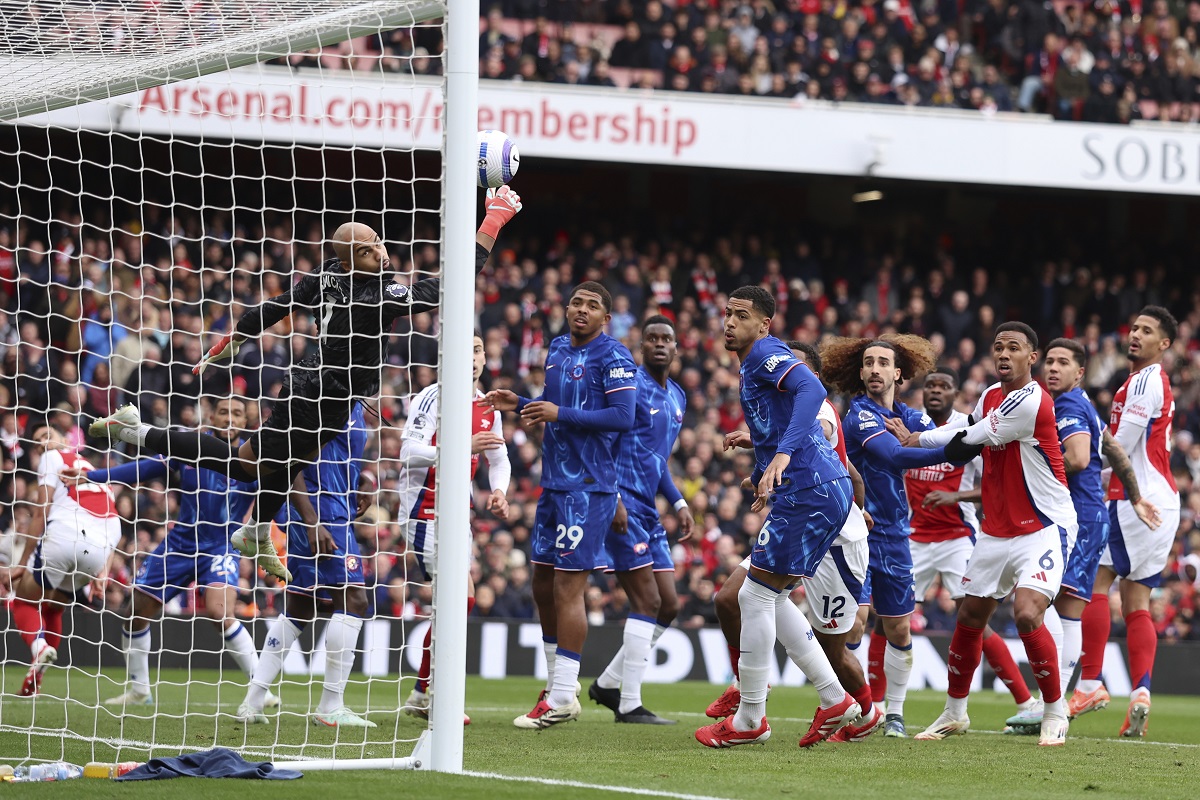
[461,770,733,800]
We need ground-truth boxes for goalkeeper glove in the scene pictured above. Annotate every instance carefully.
[193,333,242,376]
[478,185,522,240]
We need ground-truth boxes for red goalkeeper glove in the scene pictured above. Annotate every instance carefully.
[193,333,242,376]
[478,185,522,241]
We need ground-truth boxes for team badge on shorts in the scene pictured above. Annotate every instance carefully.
[346,555,359,571]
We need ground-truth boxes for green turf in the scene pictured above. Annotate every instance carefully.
[1,668,1197,799]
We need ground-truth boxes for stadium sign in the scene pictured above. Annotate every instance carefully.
[14,65,1200,197]
[7,611,1195,697]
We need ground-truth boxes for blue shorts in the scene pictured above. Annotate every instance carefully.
[750,477,852,578]
[866,533,916,617]
[531,489,616,572]
[647,518,673,572]
[135,540,238,604]
[285,521,365,597]
[605,507,656,573]
[1062,508,1109,601]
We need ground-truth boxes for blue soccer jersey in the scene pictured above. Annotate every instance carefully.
[1054,387,1106,521]
[844,395,947,541]
[279,403,369,526]
[529,332,637,493]
[614,370,687,517]
[739,336,846,494]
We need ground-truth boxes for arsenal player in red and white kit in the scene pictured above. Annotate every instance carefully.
[904,368,1038,722]
[1073,306,1180,738]
[400,333,511,721]
[10,423,121,696]
[892,323,1078,747]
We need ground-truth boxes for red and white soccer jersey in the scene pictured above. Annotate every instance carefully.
[919,381,1078,600]
[906,410,980,544]
[1101,363,1181,582]
[906,410,980,600]
[35,448,121,592]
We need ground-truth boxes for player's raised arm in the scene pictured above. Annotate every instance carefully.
[195,272,321,375]
[920,384,1037,451]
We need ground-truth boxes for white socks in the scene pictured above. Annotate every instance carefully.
[884,642,914,718]
[123,626,152,696]
[1043,604,1064,657]
[245,616,303,710]
[598,620,670,701]
[774,593,843,707]
[318,613,363,714]
[1059,615,1082,697]
[117,424,151,447]
[223,621,259,679]
[542,637,557,693]
[732,578,776,731]
[947,695,969,718]
[618,616,656,714]
[548,648,581,708]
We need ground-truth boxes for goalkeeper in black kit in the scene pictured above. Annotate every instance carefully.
[90,186,523,581]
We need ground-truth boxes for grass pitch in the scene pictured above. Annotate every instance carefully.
[1,667,1196,799]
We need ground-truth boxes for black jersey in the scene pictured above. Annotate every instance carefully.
[236,243,487,400]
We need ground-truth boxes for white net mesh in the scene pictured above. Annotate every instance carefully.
[0,0,445,119]
[0,0,456,770]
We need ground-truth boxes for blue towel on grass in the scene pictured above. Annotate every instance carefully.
[115,747,302,781]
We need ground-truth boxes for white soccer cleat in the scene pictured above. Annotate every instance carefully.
[1039,714,1069,747]
[237,701,268,725]
[104,689,154,707]
[88,404,141,440]
[404,689,431,720]
[263,690,281,709]
[33,644,58,671]
[232,522,292,583]
[513,697,582,729]
[914,708,971,741]
[311,707,377,728]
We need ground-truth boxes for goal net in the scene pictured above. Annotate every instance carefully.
[1,0,479,775]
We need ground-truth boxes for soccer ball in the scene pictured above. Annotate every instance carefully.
[476,129,519,189]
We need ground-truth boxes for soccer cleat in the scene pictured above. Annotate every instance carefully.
[705,684,741,718]
[827,704,884,743]
[1120,689,1151,738]
[1005,698,1044,730]
[104,690,154,707]
[232,522,292,583]
[1039,714,1069,746]
[615,706,676,725]
[588,681,621,714]
[1002,723,1040,736]
[513,697,581,729]
[88,404,141,440]
[18,667,43,697]
[695,716,771,748]
[1067,684,1111,720]
[404,689,431,720]
[263,690,281,709]
[883,713,907,738]
[914,709,970,741]
[799,694,860,748]
[312,707,377,728]
[236,702,268,725]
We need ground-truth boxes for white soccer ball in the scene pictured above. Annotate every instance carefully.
[476,129,520,189]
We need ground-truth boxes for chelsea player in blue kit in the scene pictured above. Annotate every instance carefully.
[237,403,375,728]
[1042,339,1158,711]
[823,335,961,738]
[695,287,860,750]
[589,316,692,726]
[66,397,272,709]
[487,282,637,729]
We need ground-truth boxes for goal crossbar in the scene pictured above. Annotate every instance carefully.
[0,0,444,120]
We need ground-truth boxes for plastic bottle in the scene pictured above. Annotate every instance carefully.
[11,762,84,781]
[84,761,142,779]
[0,764,14,780]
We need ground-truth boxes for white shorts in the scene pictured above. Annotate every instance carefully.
[803,537,868,634]
[32,517,120,594]
[960,525,1072,601]
[1101,500,1180,585]
[911,537,975,601]
[401,518,438,581]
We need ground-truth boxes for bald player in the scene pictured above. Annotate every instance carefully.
[91,189,524,580]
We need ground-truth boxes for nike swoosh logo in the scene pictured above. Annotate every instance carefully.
[547,364,557,370]
[650,408,660,415]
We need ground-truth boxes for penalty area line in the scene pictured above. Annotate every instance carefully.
[461,770,733,800]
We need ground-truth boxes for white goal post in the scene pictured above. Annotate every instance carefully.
[1,0,479,777]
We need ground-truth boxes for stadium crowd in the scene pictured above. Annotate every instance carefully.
[1,196,1199,643]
